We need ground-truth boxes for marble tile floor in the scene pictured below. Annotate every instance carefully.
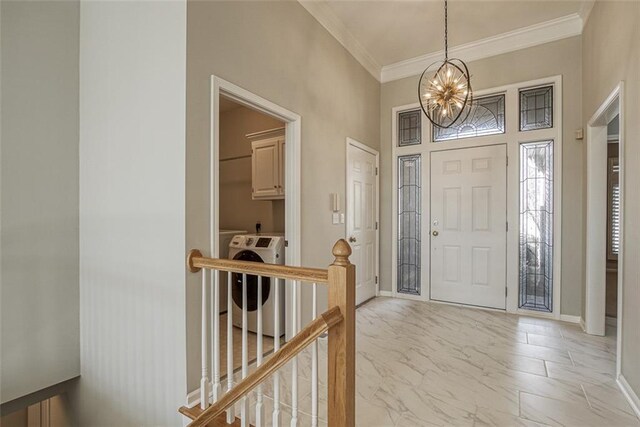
[236,297,639,426]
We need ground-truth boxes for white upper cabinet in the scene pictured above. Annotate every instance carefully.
[249,129,285,200]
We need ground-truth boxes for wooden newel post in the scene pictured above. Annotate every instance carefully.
[327,239,356,427]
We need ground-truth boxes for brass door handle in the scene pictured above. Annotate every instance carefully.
[432,230,439,237]
[348,236,357,243]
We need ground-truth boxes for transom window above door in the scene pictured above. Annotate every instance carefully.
[433,94,506,142]
[397,109,422,146]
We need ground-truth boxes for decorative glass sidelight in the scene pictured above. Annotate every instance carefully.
[397,155,421,295]
[519,141,554,312]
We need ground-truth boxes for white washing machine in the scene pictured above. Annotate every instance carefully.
[228,234,285,337]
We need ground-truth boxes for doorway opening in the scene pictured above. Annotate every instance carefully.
[216,94,286,372]
[210,76,302,345]
[606,117,620,327]
[391,76,563,319]
[584,82,624,376]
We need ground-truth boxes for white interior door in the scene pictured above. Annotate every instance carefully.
[347,141,378,305]
[430,145,507,309]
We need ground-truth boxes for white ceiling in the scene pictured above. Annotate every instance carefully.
[300,0,592,81]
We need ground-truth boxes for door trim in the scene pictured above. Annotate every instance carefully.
[584,83,624,368]
[391,75,563,320]
[346,137,380,298]
[210,75,302,338]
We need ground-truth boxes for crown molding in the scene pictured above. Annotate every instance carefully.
[381,13,583,83]
[298,0,382,81]
[579,0,596,28]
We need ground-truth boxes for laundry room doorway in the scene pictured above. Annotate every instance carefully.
[210,76,302,352]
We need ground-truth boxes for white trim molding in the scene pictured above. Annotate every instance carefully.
[618,375,640,419]
[381,14,582,83]
[298,0,381,80]
[559,314,582,324]
[585,82,624,339]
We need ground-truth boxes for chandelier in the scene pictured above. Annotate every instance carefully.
[418,0,473,129]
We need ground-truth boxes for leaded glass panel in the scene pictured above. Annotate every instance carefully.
[519,141,554,312]
[398,109,422,146]
[398,155,421,295]
[433,94,505,142]
[520,86,553,131]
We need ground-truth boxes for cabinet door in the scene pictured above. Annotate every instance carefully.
[252,139,280,199]
[278,139,285,196]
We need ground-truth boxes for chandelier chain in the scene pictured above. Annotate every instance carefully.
[444,0,448,60]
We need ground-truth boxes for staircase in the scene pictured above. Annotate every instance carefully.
[179,239,356,427]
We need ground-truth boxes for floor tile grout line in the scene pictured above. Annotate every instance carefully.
[580,384,594,410]
[518,390,522,418]
[519,389,593,412]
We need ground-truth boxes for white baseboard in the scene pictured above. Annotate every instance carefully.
[378,290,393,297]
[559,314,582,324]
[580,317,586,331]
[617,374,640,419]
[185,388,201,409]
[185,382,228,409]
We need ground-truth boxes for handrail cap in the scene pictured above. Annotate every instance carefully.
[331,239,352,266]
[187,249,203,273]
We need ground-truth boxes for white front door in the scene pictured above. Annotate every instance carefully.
[430,145,507,309]
[347,141,378,305]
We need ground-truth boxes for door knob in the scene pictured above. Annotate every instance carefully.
[348,236,357,243]
[432,230,439,237]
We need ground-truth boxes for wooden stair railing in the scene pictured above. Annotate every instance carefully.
[181,306,343,427]
[180,239,356,427]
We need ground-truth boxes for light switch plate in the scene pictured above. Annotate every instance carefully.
[332,213,340,225]
[340,213,345,224]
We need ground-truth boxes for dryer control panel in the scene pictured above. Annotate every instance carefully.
[230,234,284,250]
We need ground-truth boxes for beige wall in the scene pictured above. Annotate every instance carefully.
[1,0,80,403]
[582,0,640,398]
[219,105,285,234]
[380,37,584,316]
[186,0,380,391]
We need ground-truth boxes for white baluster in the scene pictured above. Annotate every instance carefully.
[311,282,318,427]
[200,269,211,409]
[272,277,281,427]
[212,269,221,401]
[241,273,249,427]
[255,276,264,426]
[290,280,298,427]
[226,272,235,424]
